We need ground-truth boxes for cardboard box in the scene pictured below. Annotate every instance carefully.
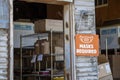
[52,34,63,47]
[55,46,63,53]
[48,33,63,53]
[42,41,50,54]
[35,40,50,54]
[35,19,63,33]
[98,62,112,78]
[109,55,120,78]
[53,77,64,80]
[98,54,108,64]
[14,22,35,48]
[99,75,113,80]
[55,46,64,61]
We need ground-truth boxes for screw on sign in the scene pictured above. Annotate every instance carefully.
[75,34,99,56]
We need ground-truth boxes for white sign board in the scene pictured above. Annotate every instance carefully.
[100,27,119,49]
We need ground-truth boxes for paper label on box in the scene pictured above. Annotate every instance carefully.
[105,63,111,73]
[31,55,37,63]
[37,54,43,61]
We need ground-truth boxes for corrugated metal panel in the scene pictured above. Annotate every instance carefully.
[75,0,96,34]
[74,0,98,80]
[0,29,8,80]
[0,0,9,29]
[0,0,10,79]
[76,57,98,80]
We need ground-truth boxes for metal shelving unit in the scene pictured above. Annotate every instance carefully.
[20,33,49,80]
[20,31,65,80]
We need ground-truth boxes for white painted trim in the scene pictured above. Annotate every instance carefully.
[64,4,70,80]
[9,0,13,80]
[69,3,76,80]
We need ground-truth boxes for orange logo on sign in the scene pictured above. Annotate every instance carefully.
[75,34,99,56]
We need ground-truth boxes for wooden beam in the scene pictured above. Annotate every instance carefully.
[64,3,75,80]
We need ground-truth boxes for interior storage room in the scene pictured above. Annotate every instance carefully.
[96,0,120,79]
[13,1,67,80]
[97,20,120,80]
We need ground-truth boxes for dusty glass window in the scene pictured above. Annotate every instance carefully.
[95,0,108,7]
[103,0,108,4]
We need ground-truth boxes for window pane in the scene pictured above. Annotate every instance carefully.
[95,0,97,6]
[103,0,108,4]
[98,0,102,5]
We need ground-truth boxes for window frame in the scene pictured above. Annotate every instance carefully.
[95,0,108,8]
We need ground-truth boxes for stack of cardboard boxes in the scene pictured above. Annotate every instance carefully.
[34,19,63,33]
[34,19,64,60]
[34,39,50,54]
[55,46,64,61]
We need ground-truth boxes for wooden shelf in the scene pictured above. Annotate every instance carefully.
[20,0,72,5]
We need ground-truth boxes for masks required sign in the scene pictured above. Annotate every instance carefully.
[75,34,99,56]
